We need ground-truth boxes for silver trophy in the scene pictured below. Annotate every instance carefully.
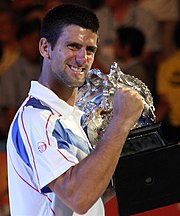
[76,62,156,147]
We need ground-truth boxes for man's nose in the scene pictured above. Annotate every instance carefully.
[76,48,87,65]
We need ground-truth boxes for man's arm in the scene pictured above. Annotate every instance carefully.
[49,87,144,214]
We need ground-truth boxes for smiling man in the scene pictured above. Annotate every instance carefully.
[7,4,144,216]
[39,24,97,91]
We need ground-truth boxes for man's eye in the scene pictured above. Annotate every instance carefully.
[87,48,96,55]
[67,44,79,50]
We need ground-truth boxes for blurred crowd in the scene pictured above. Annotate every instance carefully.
[0,0,179,215]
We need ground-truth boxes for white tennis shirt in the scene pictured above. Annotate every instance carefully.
[7,81,104,216]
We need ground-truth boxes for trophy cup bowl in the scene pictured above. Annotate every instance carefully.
[76,62,156,147]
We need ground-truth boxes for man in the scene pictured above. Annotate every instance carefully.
[115,26,152,91]
[155,21,180,143]
[7,4,144,216]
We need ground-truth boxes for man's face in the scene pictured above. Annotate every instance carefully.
[48,25,98,88]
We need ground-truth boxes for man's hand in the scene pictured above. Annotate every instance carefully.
[113,87,144,129]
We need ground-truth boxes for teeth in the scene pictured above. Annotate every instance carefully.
[71,65,83,72]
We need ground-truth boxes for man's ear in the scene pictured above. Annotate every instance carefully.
[39,37,51,59]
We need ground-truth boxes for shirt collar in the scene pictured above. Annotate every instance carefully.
[28,81,83,118]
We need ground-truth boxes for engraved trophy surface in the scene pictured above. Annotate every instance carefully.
[76,62,156,147]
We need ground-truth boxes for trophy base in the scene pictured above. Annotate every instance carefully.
[114,123,180,215]
[121,122,166,157]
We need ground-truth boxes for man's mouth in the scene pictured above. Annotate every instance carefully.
[69,65,84,73]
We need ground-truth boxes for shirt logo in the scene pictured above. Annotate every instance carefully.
[38,142,47,153]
